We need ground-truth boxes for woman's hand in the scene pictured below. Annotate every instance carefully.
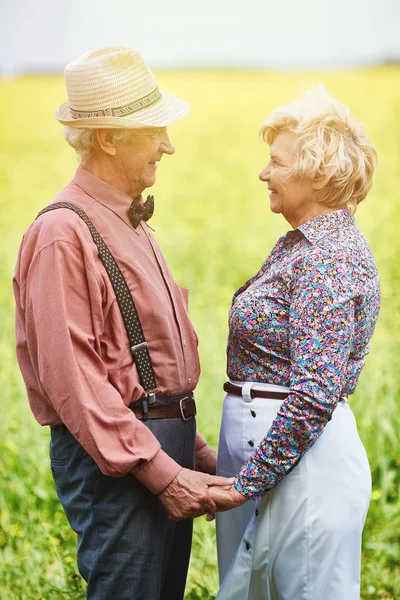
[206,483,248,521]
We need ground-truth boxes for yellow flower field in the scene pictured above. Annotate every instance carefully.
[0,67,400,599]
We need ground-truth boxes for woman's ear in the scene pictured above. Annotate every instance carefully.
[312,173,326,191]
[95,130,117,156]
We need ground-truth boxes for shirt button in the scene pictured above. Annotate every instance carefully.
[183,340,187,346]
[245,542,251,551]
[255,509,259,517]
[188,378,192,384]
[247,440,254,447]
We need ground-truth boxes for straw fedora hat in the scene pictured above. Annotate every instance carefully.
[55,46,190,129]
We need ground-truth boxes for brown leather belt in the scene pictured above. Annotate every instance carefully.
[50,395,197,434]
[223,381,289,401]
[130,395,197,421]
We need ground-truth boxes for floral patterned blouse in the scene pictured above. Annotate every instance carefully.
[228,209,380,499]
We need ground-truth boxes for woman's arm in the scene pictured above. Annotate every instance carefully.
[233,254,359,500]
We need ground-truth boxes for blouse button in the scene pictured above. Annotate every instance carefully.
[245,542,251,551]
[247,440,254,447]
[255,509,259,517]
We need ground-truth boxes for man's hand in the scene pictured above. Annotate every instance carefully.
[195,444,217,475]
[206,484,248,521]
[158,468,235,521]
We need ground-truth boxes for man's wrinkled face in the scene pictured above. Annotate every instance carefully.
[116,127,175,197]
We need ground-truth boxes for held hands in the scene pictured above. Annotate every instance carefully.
[158,468,235,521]
[206,483,248,521]
[158,442,244,521]
[194,443,247,518]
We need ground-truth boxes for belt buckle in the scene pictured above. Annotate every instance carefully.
[179,396,193,421]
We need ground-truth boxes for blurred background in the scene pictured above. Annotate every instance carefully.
[1,0,400,73]
[1,1,400,599]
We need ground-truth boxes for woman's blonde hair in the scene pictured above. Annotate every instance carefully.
[63,127,134,163]
[260,86,377,214]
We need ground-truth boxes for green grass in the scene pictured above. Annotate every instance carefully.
[1,67,400,599]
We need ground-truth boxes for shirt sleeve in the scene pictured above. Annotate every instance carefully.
[23,239,181,494]
[234,255,356,499]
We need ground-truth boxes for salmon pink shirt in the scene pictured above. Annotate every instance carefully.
[13,166,205,494]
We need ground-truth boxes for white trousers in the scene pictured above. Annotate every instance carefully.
[216,382,372,600]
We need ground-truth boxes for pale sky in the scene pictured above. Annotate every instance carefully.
[1,0,399,74]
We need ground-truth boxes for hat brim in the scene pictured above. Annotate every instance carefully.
[54,89,190,129]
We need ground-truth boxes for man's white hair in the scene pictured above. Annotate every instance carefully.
[63,127,134,163]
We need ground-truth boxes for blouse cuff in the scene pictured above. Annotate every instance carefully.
[234,475,263,500]
[234,457,281,500]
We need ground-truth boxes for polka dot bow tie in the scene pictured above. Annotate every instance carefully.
[128,195,154,229]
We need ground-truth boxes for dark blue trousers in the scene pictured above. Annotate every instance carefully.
[50,414,196,600]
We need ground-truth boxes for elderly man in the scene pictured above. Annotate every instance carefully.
[13,46,231,600]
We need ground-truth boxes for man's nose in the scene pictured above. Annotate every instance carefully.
[160,133,175,155]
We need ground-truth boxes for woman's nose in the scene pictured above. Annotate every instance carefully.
[259,165,269,182]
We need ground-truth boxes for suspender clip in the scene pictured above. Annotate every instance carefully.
[147,391,156,405]
[131,342,148,355]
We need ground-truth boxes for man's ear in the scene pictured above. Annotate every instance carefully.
[95,129,117,156]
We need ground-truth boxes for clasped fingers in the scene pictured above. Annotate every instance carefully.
[208,484,248,512]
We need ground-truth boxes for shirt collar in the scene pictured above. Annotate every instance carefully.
[73,165,138,230]
[296,209,354,245]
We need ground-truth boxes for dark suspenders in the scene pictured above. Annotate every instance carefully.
[36,203,157,411]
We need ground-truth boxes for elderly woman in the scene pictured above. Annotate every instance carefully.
[210,87,379,600]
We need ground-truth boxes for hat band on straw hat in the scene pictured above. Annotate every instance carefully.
[69,86,162,120]
[55,47,190,127]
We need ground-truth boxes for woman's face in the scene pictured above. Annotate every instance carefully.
[259,131,318,227]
